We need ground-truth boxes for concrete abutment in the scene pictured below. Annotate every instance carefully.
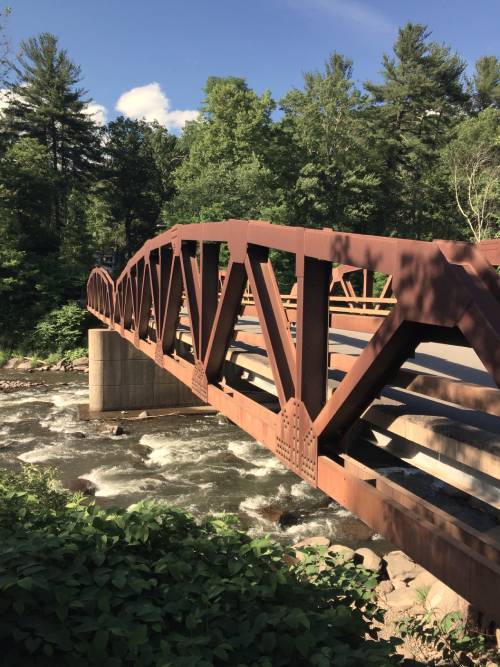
[88,329,201,412]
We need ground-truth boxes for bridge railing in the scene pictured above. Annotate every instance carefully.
[88,220,500,460]
[88,221,500,448]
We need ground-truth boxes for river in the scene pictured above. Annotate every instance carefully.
[0,369,390,550]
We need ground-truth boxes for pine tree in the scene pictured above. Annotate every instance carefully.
[365,23,468,238]
[472,56,500,111]
[280,53,379,232]
[2,33,101,231]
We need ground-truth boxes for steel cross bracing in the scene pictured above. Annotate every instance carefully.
[88,220,500,621]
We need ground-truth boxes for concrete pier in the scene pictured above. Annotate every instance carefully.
[88,329,200,412]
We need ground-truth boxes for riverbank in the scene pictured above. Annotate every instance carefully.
[0,352,89,374]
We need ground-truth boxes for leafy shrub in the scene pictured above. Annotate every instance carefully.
[45,352,63,365]
[0,348,11,366]
[0,465,400,666]
[31,302,90,355]
[63,346,88,362]
[396,610,491,666]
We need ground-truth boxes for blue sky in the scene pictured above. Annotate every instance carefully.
[7,0,500,130]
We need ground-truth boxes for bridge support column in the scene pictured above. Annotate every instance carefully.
[88,329,201,412]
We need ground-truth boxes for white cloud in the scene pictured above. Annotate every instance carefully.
[115,82,198,131]
[288,0,393,33]
[162,108,199,130]
[84,102,108,126]
[0,88,21,112]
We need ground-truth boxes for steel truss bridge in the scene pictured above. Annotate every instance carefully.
[88,220,500,622]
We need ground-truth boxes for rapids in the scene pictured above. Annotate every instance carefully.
[0,369,389,549]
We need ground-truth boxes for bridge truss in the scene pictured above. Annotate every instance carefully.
[88,220,500,621]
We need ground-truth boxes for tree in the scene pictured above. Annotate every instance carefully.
[471,56,500,111]
[0,33,101,346]
[0,138,58,343]
[365,23,469,238]
[168,76,278,224]
[1,33,101,231]
[93,117,178,258]
[448,108,500,241]
[280,53,379,232]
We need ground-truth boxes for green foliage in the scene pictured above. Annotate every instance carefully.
[0,348,11,366]
[167,76,279,225]
[31,303,90,355]
[45,352,63,365]
[446,108,500,241]
[0,466,401,666]
[62,346,88,362]
[471,56,500,111]
[91,117,179,258]
[364,23,469,239]
[280,52,379,232]
[396,611,490,666]
[0,33,101,346]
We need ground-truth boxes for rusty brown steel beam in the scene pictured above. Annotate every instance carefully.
[180,241,201,361]
[199,243,220,360]
[204,261,247,382]
[295,255,331,420]
[317,455,500,621]
[245,245,296,407]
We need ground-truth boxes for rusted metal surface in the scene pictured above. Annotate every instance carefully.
[87,220,500,620]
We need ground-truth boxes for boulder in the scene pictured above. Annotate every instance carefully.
[292,536,330,560]
[3,358,18,369]
[135,444,153,459]
[408,570,438,593]
[71,357,89,371]
[328,544,355,563]
[384,550,417,582]
[64,478,96,495]
[385,586,419,611]
[71,431,86,439]
[338,516,373,542]
[293,536,330,550]
[375,579,394,599]
[109,424,125,436]
[354,547,382,572]
[53,360,66,371]
[138,410,149,419]
[257,505,284,524]
[16,360,32,370]
[425,580,468,619]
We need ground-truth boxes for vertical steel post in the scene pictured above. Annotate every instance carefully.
[199,243,220,361]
